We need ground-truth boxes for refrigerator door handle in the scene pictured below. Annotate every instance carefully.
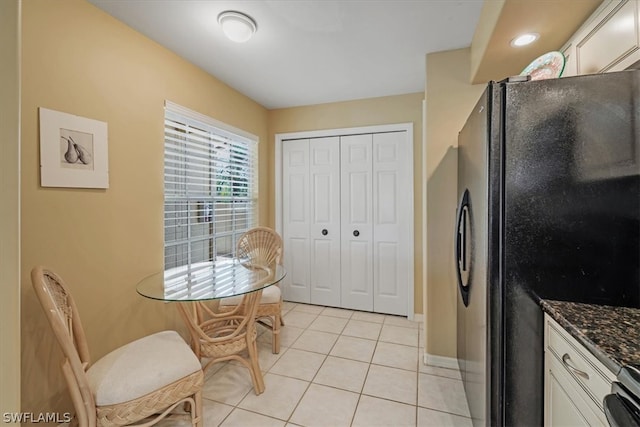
[455,189,471,307]
[462,208,467,271]
[457,230,462,264]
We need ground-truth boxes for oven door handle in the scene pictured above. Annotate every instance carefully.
[604,392,640,427]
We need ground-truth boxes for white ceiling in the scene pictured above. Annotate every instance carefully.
[88,0,484,109]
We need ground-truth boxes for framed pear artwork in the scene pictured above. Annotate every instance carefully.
[39,108,109,189]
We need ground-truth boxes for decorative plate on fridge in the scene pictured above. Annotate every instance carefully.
[520,51,566,80]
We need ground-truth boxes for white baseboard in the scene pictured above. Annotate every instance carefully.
[423,352,459,370]
[408,312,423,322]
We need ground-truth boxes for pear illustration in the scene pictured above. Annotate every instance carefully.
[63,137,79,163]
[69,136,92,165]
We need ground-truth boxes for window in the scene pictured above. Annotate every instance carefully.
[163,101,258,272]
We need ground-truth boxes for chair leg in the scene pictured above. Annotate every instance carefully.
[246,336,265,394]
[272,314,281,354]
[193,390,203,427]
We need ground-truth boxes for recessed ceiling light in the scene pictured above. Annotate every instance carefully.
[510,33,539,47]
[218,11,257,43]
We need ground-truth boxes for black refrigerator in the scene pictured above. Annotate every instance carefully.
[455,69,640,426]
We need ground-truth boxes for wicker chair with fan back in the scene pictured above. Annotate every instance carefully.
[31,266,204,427]
[219,226,284,353]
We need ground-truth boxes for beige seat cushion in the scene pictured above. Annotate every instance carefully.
[220,285,281,306]
[86,330,201,406]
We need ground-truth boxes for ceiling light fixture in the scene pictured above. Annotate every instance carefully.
[510,33,539,47]
[218,11,257,43]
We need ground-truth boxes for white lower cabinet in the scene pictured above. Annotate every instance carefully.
[544,314,616,426]
[280,128,412,316]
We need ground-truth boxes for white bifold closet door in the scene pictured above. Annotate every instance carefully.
[309,137,341,306]
[340,134,374,311]
[282,131,410,316]
[282,139,310,303]
[282,137,341,306]
[341,132,409,315]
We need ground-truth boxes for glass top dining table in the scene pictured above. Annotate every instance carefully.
[136,259,286,302]
[136,258,286,395]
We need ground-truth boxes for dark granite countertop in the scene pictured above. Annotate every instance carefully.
[541,299,640,375]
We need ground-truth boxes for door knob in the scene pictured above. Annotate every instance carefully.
[322,229,328,236]
[353,230,360,237]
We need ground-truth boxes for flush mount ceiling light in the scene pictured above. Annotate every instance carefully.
[510,33,539,47]
[218,11,257,43]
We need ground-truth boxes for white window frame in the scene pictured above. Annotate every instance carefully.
[163,101,259,272]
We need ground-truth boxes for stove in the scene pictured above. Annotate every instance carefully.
[604,365,640,426]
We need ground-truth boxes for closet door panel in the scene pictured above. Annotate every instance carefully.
[376,241,399,296]
[310,137,341,306]
[344,240,371,293]
[373,132,409,315]
[282,139,311,303]
[288,237,311,300]
[340,134,374,311]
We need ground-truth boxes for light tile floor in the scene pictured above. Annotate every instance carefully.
[164,302,472,427]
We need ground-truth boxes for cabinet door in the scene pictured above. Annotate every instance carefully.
[544,315,614,426]
[564,0,640,75]
[579,0,640,74]
[546,367,590,426]
[372,132,410,316]
[545,353,603,426]
[340,134,374,311]
[309,137,341,307]
[282,139,311,303]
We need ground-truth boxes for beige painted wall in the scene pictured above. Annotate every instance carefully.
[470,0,506,82]
[425,48,484,358]
[20,0,269,414]
[1,0,21,419]
[268,93,425,314]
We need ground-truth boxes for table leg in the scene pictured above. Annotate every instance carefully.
[244,289,265,394]
[176,302,201,359]
[174,290,266,395]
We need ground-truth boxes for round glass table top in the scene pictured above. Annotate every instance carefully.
[136,259,286,302]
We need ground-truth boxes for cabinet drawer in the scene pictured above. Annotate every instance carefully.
[545,316,615,412]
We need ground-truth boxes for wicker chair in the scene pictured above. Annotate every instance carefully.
[31,266,203,427]
[219,227,284,353]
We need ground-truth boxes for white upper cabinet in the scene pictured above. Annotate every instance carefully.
[562,0,640,77]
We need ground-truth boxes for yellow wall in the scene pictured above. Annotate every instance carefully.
[20,0,269,413]
[425,48,485,358]
[1,0,21,418]
[268,93,425,314]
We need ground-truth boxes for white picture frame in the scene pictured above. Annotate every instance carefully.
[39,107,109,189]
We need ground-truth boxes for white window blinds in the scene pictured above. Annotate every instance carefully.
[164,102,258,273]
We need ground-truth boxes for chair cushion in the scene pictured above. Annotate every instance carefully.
[220,285,281,306]
[86,330,201,406]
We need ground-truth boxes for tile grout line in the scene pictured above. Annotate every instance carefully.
[287,303,419,427]
[201,302,468,426]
